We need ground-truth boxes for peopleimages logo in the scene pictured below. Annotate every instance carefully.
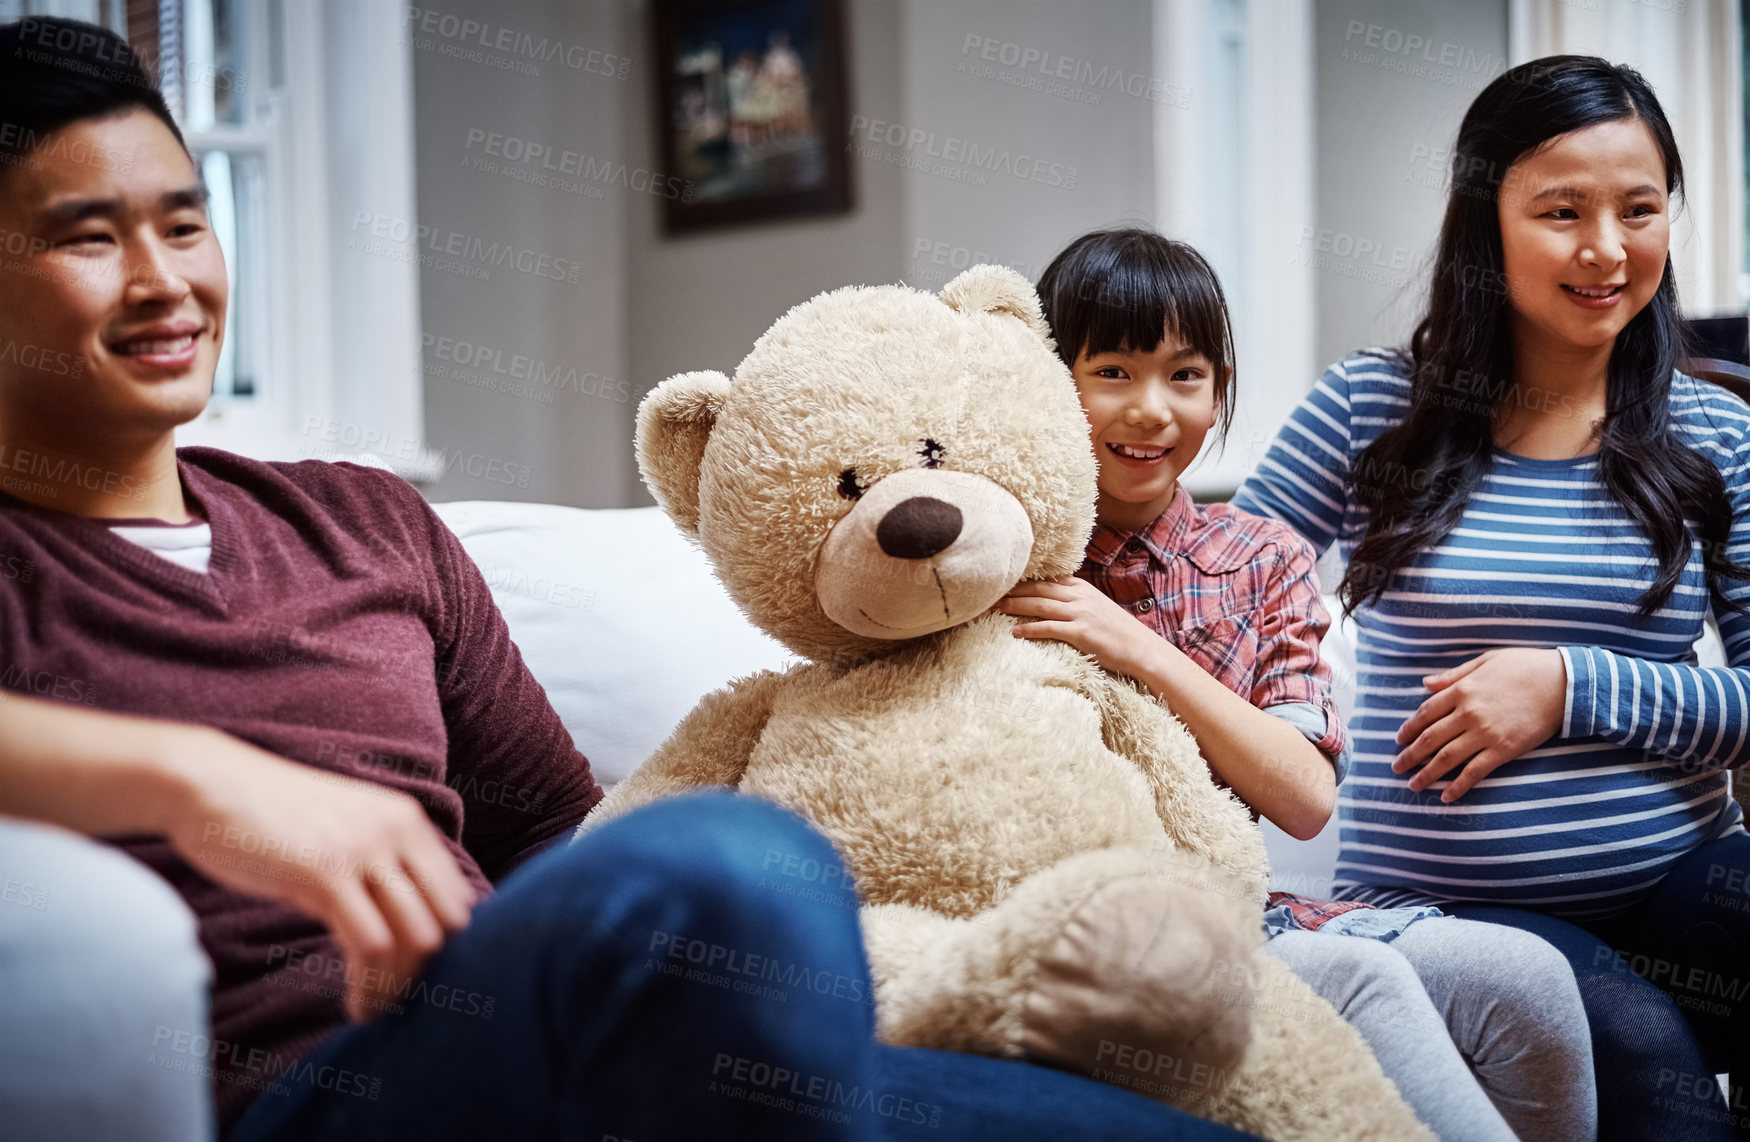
[0,664,98,705]
[847,115,1077,189]
[0,337,82,377]
[404,5,630,78]
[0,123,134,173]
[0,444,136,497]
[347,211,584,285]
[957,34,1191,108]
[461,129,692,201]
[423,333,633,403]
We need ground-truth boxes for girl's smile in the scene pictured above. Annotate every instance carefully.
[1105,441,1173,466]
[1069,328,1221,531]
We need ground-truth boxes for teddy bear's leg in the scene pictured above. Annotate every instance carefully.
[859,845,1260,1111]
[1185,953,1436,1142]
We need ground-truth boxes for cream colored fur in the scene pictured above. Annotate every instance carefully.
[580,266,1433,1141]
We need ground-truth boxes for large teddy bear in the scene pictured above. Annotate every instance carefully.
[580,266,1432,1141]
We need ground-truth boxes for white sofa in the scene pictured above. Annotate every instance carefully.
[430,501,1336,889]
[433,499,1734,896]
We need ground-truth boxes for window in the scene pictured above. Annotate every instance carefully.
[2,0,434,480]
[160,0,273,407]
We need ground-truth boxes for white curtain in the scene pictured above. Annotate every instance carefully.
[1509,0,1745,315]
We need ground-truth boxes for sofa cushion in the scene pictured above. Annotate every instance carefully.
[430,502,796,789]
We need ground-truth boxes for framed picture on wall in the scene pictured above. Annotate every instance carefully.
[653,0,852,233]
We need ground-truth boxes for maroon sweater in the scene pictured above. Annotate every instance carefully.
[0,447,602,1132]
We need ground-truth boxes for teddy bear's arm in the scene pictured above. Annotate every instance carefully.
[572,669,786,840]
[1081,672,1271,901]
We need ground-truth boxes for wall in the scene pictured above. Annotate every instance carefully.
[1310,0,1510,368]
[412,0,636,507]
[620,0,908,507]
[894,0,1157,292]
[409,0,1512,508]
[618,0,1157,507]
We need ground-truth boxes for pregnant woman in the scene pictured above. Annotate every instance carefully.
[1235,56,1749,1142]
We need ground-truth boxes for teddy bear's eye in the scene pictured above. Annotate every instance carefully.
[837,468,866,500]
[917,438,946,469]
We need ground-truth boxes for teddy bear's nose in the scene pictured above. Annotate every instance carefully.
[876,496,964,560]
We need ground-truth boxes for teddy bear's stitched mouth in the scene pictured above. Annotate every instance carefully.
[858,568,952,631]
[856,607,905,631]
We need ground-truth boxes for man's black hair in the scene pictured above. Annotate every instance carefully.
[0,16,186,171]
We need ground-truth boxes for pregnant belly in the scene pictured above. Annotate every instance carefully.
[1336,742,1734,917]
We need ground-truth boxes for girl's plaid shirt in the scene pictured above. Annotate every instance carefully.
[1074,485,1348,770]
[1076,485,1364,931]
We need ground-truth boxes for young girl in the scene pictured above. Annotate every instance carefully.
[999,228,1594,1142]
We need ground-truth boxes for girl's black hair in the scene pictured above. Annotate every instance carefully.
[1035,228,1237,446]
[1339,54,1750,619]
[0,16,186,170]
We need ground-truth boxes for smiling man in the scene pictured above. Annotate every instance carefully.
[0,106,220,521]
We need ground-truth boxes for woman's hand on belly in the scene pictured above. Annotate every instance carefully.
[1392,648,1568,801]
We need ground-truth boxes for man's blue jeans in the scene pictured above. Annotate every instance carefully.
[231,793,1256,1141]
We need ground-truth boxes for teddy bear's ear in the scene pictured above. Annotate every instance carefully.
[940,264,1054,349]
[636,370,731,535]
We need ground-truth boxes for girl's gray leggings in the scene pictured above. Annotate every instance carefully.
[1267,916,1596,1142]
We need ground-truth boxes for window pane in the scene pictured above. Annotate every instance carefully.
[267,0,283,89]
[230,148,266,397]
[200,150,236,396]
[4,1,106,22]
[207,0,242,124]
[1207,0,1246,290]
[182,0,244,127]
[198,149,266,399]
[157,0,183,124]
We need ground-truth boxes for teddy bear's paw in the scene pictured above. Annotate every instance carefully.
[1017,872,1256,1112]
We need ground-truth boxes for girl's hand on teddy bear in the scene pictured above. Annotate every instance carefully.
[995,576,1159,679]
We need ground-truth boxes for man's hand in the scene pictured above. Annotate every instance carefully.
[1393,648,1567,802]
[163,729,477,1020]
[995,575,1161,679]
[0,698,477,1020]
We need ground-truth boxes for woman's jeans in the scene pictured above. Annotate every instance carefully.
[1452,825,1750,1142]
[231,793,1258,1141]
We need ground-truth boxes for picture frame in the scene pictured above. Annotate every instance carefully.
[653,0,853,233]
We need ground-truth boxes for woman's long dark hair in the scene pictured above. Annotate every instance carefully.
[1339,55,1750,619]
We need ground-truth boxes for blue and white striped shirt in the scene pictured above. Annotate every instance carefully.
[1233,349,1749,919]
